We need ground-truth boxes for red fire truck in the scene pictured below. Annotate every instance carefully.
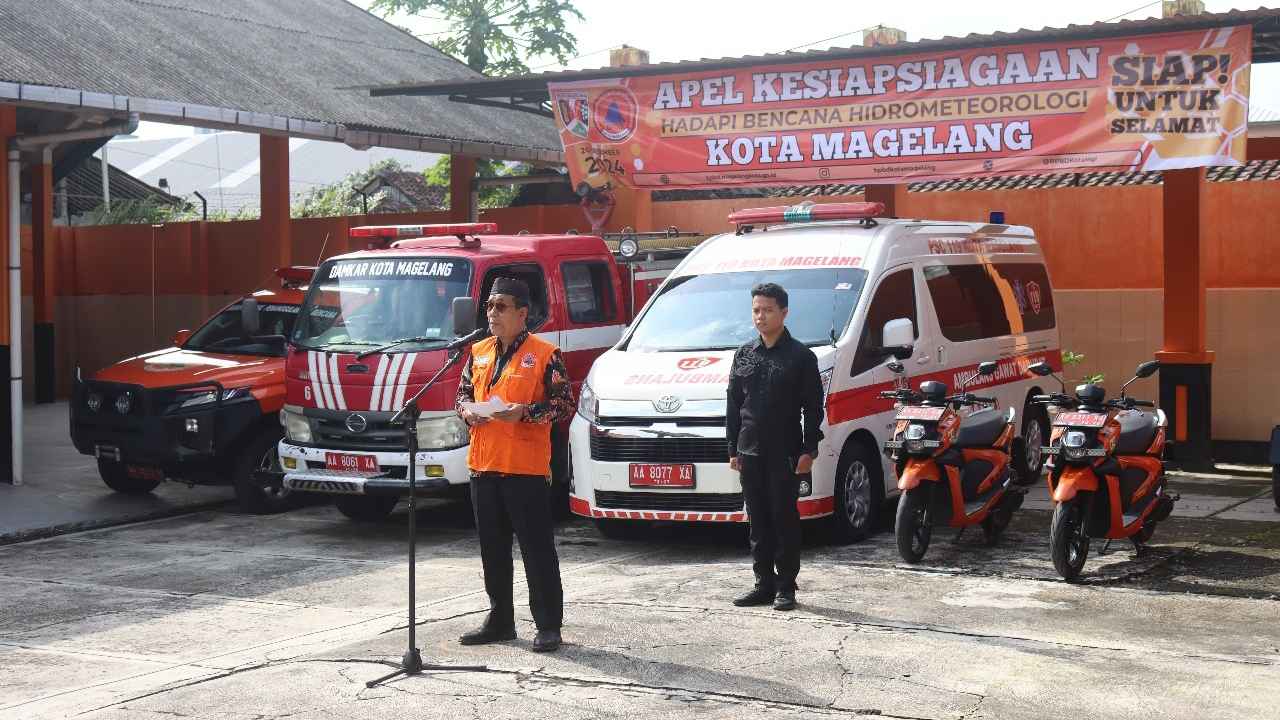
[270,222,694,521]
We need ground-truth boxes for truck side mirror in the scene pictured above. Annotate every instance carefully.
[452,296,477,337]
[172,329,191,347]
[978,361,998,376]
[881,317,914,360]
[241,299,261,337]
[1135,360,1160,378]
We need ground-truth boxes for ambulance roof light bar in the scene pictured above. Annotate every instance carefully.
[349,222,498,248]
[727,201,885,234]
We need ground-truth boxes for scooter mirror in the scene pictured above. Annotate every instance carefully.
[977,361,999,376]
[1028,361,1054,377]
[1135,360,1161,379]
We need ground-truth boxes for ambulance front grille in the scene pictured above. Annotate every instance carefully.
[589,435,728,463]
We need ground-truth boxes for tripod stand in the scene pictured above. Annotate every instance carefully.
[366,346,487,687]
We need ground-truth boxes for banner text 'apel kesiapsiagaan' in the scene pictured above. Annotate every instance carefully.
[549,26,1252,191]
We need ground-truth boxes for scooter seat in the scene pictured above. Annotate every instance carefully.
[1116,410,1160,455]
[956,408,1006,448]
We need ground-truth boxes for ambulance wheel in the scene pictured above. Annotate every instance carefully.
[1016,402,1049,485]
[334,495,398,522]
[232,429,295,515]
[594,519,648,540]
[830,441,882,544]
[98,459,163,495]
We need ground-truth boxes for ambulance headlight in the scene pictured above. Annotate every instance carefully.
[115,392,133,415]
[577,381,599,424]
[282,406,312,443]
[86,392,103,413]
[416,415,469,451]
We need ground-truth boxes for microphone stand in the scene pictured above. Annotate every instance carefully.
[366,345,487,687]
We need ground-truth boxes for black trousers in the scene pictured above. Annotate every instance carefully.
[739,451,801,593]
[470,472,564,631]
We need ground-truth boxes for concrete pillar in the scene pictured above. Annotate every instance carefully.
[449,155,476,223]
[0,105,14,483]
[864,183,906,217]
[30,148,55,404]
[259,135,291,277]
[1156,167,1214,469]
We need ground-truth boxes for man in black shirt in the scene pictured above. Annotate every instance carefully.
[727,282,825,611]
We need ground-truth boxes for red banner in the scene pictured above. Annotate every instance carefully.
[549,26,1252,191]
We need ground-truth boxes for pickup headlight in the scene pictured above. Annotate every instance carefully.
[178,387,251,409]
[577,380,599,424]
[282,406,312,443]
[416,414,469,450]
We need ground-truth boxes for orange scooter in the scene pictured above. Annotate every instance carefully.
[882,360,1025,563]
[1029,360,1177,581]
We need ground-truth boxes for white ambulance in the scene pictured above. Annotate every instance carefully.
[568,201,1061,541]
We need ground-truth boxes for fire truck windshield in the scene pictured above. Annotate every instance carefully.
[291,256,472,352]
[625,268,867,352]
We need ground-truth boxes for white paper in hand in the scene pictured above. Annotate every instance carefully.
[461,394,509,418]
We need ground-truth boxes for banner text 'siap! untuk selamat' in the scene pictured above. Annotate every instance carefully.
[549,25,1252,191]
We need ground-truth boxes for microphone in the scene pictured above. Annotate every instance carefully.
[446,327,489,351]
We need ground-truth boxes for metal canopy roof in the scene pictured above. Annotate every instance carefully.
[369,7,1280,118]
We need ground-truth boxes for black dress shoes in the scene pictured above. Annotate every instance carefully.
[532,629,562,652]
[732,586,776,607]
[458,622,516,646]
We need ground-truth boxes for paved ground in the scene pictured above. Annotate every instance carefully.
[1,483,1277,720]
[1,403,233,544]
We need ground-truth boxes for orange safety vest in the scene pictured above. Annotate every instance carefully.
[466,333,557,477]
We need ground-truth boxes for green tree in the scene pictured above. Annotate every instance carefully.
[423,155,535,209]
[369,0,584,75]
[290,160,403,218]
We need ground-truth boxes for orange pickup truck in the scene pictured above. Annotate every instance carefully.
[69,266,314,513]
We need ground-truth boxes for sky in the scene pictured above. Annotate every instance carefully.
[134,0,1278,139]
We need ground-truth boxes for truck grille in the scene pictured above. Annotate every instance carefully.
[312,416,407,451]
[595,491,743,512]
[589,435,728,463]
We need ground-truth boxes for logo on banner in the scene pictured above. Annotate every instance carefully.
[557,92,590,138]
[1026,281,1043,315]
[677,357,720,371]
[594,89,638,142]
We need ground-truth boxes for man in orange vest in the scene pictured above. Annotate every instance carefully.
[455,277,573,652]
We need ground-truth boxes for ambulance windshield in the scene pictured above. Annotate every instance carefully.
[625,268,867,352]
[291,257,472,352]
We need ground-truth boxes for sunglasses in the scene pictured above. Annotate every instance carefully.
[485,299,517,313]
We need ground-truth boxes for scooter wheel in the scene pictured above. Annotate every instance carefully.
[1050,501,1090,581]
[895,488,932,563]
[981,508,1011,546]
[1132,522,1156,545]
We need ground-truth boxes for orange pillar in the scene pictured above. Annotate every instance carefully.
[259,135,291,278]
[30,149,55,403]
[1156,168,1214,468]
[449,155,476,223]
[864,183,905,217]
[0,105,14,482]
